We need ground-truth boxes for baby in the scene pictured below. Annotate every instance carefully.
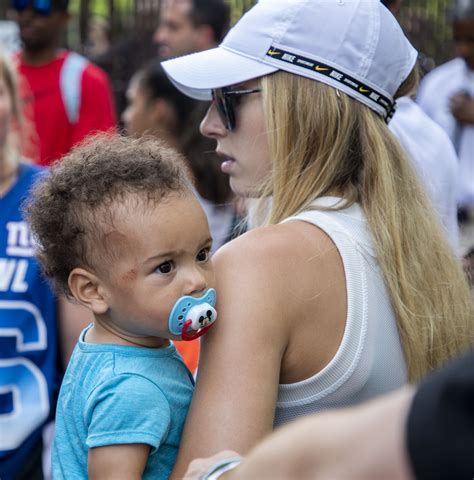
[24,134,217,479]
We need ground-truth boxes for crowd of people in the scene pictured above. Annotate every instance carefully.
[0,0,473,479]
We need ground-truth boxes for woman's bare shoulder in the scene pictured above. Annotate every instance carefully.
[213,220,334,278]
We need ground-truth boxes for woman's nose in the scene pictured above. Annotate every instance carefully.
[200,103,227,139]
[121,107,130,129]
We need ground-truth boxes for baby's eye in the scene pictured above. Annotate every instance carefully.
[156,261,174,274]
[196,248,210,263]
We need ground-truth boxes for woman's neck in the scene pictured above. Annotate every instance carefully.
[0,149,20,197]
[154,129,180,152]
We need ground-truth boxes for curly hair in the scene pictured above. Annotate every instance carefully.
[24,134,194,298]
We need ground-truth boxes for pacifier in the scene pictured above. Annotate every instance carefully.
[168,288,217,341]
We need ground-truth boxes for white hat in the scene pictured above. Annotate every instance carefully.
[162,0,418,121]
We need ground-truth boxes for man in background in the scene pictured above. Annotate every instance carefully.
[154,0,229,58]
[417,0,474,221]
[12,0,117,166]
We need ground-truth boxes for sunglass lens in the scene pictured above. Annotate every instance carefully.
[12,0,28,11]
[212,89,235,130]
[11,0,51,14]
[35,0,52,14]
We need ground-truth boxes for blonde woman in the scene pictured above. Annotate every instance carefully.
[0,49,91,480]
[162,1,474,477]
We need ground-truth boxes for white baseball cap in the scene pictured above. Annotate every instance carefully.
[162,0,418,121]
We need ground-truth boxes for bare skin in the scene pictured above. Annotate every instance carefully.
[450,92,474,125]
[184,387,415,480]
[170,219,347,478]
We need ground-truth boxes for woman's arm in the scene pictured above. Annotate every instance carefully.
[183,387,414,480]
[170,227,294,478]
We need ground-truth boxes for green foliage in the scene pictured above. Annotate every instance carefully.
[398,0,455,67]
[69,0,133,17]
[49,0,456,69]
[226,0,255,25]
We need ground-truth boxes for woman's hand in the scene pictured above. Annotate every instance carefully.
[183,450,241,479]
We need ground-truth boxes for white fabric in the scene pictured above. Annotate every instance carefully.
[274,197,407,427]
[162,0,417,119]
[417,58,474,207]
[390,96,459,251]
[60,52,88,124]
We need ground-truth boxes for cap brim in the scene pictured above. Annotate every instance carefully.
[161,46,278,101]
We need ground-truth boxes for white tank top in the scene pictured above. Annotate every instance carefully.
[274,197,407,427]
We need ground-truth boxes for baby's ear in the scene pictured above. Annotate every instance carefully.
[68,268,109,315]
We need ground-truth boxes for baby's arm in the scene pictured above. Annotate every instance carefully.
[85,375,172,478]
[88,444,150,479]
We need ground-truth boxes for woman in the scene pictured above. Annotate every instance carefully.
[122,58,194,150]
[0,48,90,480]
[162,1,474,477]
[122,58,240,253]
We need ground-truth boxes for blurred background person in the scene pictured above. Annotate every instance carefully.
[84,16,111,63]
[417,0,474,225]
[153,0,229,58]
[122,59,193,153]
[153,0,242,252]
[10,0,117,166]
[0,47,91,480]
[122,58,238,252]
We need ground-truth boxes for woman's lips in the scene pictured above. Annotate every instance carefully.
[216,151,236,174]
[220,157,235,174]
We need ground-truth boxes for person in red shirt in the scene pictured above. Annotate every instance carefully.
[12,0,117,166]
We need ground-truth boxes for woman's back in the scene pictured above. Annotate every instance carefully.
[275,197,406,426]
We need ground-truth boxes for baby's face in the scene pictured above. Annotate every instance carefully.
[98,191,215,342]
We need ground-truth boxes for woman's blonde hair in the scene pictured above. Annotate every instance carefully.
[255,69,473,382]
[0,48,23,175]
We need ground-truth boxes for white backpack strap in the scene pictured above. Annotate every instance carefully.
[60,52,88,124]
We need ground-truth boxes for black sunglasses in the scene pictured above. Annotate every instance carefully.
[11,0,62,15]
[212,87,261,130]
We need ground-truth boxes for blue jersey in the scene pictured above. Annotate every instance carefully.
[0,163,58,480]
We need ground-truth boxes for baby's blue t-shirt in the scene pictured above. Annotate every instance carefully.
[52,325,194,479]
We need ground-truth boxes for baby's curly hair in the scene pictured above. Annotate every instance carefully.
[24,134,194,298]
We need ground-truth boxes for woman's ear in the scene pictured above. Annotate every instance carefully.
[68,268,109,315]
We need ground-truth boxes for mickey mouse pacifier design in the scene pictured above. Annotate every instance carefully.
[168,288,217,341]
